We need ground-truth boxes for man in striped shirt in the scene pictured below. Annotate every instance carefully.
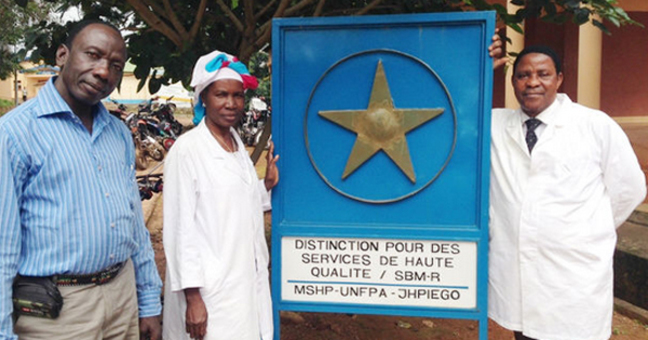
[0,20,162,340]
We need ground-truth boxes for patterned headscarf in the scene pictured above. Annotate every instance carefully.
[190,50,258,125]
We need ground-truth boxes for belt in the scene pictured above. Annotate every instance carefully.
[54,262,125,286]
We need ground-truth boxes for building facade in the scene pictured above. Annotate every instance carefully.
[493,0,648,202]
[0,62,190,107]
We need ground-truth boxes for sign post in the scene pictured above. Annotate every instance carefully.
[272,11,494,339]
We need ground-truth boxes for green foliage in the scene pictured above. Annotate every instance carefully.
[246,51,271,105]
[0,50,21,80]
[0,0,52,79]
[9,0,642,93]
[507,0,642,34]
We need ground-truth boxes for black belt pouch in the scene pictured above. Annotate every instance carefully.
[12,275,63,319]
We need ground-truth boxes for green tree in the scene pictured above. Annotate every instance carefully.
[12,0,642,94]
[0,0,52,80]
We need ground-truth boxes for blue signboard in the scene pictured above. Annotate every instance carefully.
[272,11,494,339]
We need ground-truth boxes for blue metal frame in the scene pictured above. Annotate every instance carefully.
[272,11,493,339]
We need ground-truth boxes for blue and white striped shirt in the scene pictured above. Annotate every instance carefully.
[0,78,162,339]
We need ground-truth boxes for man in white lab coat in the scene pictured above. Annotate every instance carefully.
[488,45,646,340]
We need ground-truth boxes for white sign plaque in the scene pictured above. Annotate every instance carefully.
[281,236,477,308]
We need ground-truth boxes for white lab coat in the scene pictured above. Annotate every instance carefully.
[488,94,646,340]
[162,122,273,340]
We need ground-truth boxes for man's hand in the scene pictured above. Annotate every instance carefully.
[264,141,279,191]
[489,28,509,70]
[185,288,208,340]
[139,316,162,340]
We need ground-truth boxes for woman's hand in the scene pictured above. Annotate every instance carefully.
[184,288,208,340]
[264,141,280,191]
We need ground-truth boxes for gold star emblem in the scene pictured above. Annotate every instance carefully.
[319,60,444,183]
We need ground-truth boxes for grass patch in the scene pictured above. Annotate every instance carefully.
[0,99,13,107]
[0,99,15,117]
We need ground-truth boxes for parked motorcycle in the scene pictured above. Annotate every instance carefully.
[150,96,183,150]
[137,162,164,201]
[239,97,270,147]
[126,108,166,170]
[113,96,184,170]
[151,96,183,134]
[134,123,166,170]
[107,99,128,121]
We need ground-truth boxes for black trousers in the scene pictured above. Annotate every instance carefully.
[514,331,538,340]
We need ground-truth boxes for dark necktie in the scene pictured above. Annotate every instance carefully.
[525,118,542,153]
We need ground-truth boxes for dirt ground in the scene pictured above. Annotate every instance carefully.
[138,119,648,339]
[141,181,647,340]
[276,311,648,340]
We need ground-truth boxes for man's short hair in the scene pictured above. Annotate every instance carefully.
[64,19,122,49]
[513,45,562,74]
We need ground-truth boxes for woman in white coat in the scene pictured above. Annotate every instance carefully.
[162,50,278,340]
